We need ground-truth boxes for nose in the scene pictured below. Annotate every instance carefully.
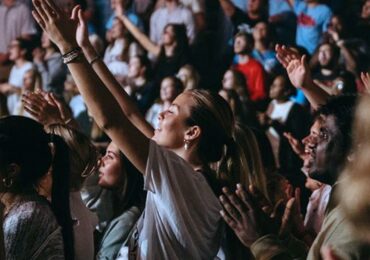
[158,111,165,121]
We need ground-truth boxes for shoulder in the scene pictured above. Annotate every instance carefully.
[6,197,57,226]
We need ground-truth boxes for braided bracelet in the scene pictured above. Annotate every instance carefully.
[62,47,82,64]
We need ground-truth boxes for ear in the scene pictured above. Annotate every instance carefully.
[184,125,201,142]
[6,163,21,180]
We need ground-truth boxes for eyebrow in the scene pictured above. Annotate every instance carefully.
[107,150,118,157]
[170,104,180,111]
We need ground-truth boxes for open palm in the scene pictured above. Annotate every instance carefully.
[286,56,311,89]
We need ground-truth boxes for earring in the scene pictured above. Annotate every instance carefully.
[2,177,13,188]
[184,140,190,150]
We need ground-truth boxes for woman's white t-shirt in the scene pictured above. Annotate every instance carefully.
[136,140,222,259]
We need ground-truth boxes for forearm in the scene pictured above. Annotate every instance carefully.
[65,49,148,173]
[337,41,357,74]
[219,0,235,17]
[82,44,154,138]
[302,81,329,110]
[117,15,160,56]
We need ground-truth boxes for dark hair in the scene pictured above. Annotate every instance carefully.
[15,37,34,61]
[186,90,234,164]
[315,94,358,160]
[234,32,254,53]
[162,23,190,58]
[133,54,152,79]
[114,150,145,216]
[162,76,184,94]
[275,73,297,96]
[0,116,74,259]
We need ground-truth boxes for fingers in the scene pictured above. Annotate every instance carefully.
[247,184,271,212]
[32,0,48,25]
[71,5,80,20]
[39,0,55,21]
[294,188,301,213]
[77,8,85,25]
[236,184,254,209]
[220,209,237,230]
[220,193,242,224]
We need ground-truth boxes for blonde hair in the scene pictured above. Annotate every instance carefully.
[178,64,200,91]
[186,90,270,201]
[339,95,370,237]
[45,124,99,191]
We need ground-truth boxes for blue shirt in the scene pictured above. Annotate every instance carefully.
[269,0,292,16]
[294,2,332,54]
[105,10,144,31]
[252,49,279,73]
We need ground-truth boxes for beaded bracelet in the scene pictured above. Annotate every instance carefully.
[62,47,82,64]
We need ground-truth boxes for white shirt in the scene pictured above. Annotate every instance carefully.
[304,184,332,234]
[267,100,294,167]
[0,2,36,53]
[7,61,33,115]
[70,192,98,260]
[103,39,129,77]
[136,141,222,259]
[181,0,204,13]
[145,103,163,129]
[150,4,195,44]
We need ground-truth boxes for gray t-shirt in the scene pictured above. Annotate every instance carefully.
[136,140,222,259]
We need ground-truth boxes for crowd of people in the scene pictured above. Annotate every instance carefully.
[0,0,369,259]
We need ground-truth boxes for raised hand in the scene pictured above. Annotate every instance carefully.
[22,91,64,126]
[361,72,370,94]
[219,185,279,247]
[286,55,312,89]
[32,0,79,54]
[75,7,90,48]
[283,132,306,160]
[275,44,301,68]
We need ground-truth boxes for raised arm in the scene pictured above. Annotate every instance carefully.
[115,6,160,56]
[32,0,149,174]
[75,9,154,138]
[219,0,236,17]
[276,45,329,110]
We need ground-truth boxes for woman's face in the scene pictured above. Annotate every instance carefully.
[152,92,194,149]
[160,78,178,102]
[177,67,190,85]
[318,44,334,67]
[111,19,125,39]
[8,40,22,61]
[269,76,287,100]
[98,143,124,189]
[222,70,235,90]
[162,25,175,45]
[128,57,142,78]
[253,22,268,41]
[23,71,35,91]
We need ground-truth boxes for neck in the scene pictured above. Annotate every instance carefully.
[15,58,26,67]
[254,41,267,52]
[166,1,178,11]
[238,54,250,64]
[172,148,204,171]
[275,98,289,104]
[133,76,146,86]
[248,10,261,20]
[162,101,172,109]
[307,2,319,7]
[164,44,176,56]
